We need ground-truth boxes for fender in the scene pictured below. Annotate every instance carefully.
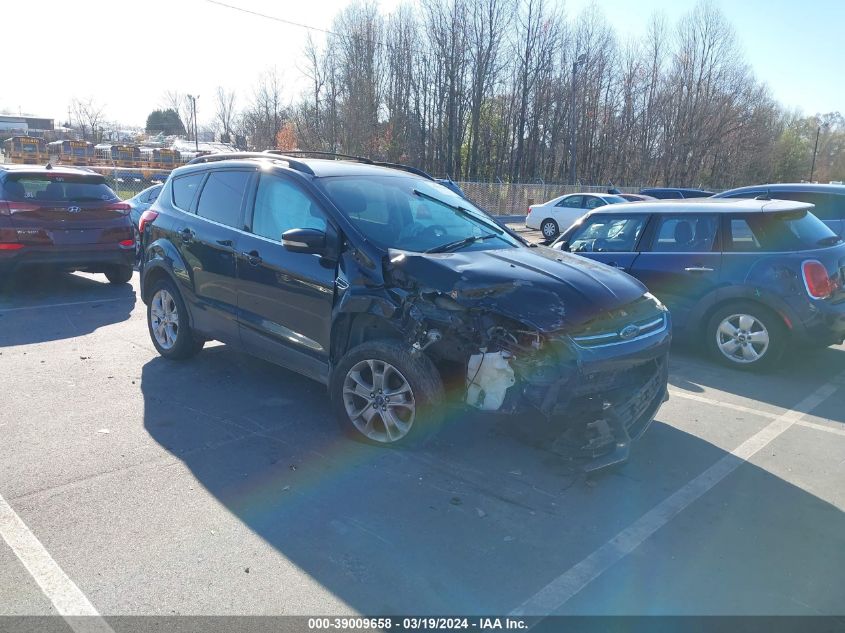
[141,238,192,296]
[140,239,201,333]
[687,284,799,334]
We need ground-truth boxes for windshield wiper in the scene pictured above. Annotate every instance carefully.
[412,189,503,235]
[425,233,498,253]
[817,235,842,246]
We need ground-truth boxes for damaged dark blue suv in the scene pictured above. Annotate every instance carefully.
[139,152,670,471]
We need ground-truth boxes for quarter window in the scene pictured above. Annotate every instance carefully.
[651,215,718,252]
[195,170,251,227]
[251,175,327,241]
[171,173,204,210]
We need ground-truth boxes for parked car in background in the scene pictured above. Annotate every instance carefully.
[552,198,845,369]
[713,183,845,237]
[640,187,715,199]
[526,192,628,240]
[125,183,163,228]
[0,164,135,283]
[139,152,670,470]
[619,193,657,202]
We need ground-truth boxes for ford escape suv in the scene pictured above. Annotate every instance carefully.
[139,152,671,471]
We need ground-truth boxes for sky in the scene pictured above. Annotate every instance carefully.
[2,0,843,127]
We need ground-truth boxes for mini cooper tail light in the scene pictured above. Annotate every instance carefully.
[802,260,836,299]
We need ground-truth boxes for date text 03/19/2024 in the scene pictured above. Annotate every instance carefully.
[307,617,529,630]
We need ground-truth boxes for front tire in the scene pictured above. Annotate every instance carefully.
[330,340,444,446]
[540,218,559,240]
[706,302,786,370]
[105,265,133,284]
[146,278,204,360]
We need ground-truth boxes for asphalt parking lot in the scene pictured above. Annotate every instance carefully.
[1,268,844,619]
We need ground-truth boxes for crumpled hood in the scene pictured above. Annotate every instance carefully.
[387,245,648,331]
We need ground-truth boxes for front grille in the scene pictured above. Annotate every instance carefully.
[571,313,667,348]
[568,296,667,349]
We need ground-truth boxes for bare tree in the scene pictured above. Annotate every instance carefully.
[69,97,106,142]
[214,87,237,143]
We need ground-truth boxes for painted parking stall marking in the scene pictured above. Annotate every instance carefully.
[511,373,844,616]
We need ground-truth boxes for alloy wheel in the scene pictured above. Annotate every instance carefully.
[716,313,770,364]
[150,289,179,350]
[343,359,416,443]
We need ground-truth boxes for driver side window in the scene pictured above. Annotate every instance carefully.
[569,215,647,253]
[251,175,327,242]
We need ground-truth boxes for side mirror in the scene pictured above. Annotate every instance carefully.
[556,240,570,251]
[282,228,327,255]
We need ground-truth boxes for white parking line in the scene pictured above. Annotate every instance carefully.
[669,388,781,419]
[0,298,128,313]
[510,373,844,616]
[0,492,114,632]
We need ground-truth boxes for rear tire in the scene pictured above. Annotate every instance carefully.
[146,278,204,360]
[706,301,786,370]
[540,218,559,240]
[330,340,444,447]
[105,265,133,284]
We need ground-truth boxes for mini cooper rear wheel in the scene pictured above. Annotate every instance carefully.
[147,278,204,360]
[540,218,559,240]
[706,302,785,370]
[331,340,444,446]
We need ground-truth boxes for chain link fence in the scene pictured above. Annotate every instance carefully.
[455,181,642,216]
[3,156,646,215]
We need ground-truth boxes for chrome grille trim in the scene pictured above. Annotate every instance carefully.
[571,314,667,349]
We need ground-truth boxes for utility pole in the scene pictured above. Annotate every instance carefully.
[809,124,823,182]
[568,54,587,187]
[187,94,200,152]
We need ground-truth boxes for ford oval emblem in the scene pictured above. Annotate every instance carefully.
[67,206,81,213]
[619,324,639,340]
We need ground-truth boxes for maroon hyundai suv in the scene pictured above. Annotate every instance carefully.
[0,164,135,283]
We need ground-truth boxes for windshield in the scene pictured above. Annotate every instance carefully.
[317,175,521,253]
[603,195,628,205]
[739,210,841,250]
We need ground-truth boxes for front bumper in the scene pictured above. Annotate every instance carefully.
[507,317,671,472]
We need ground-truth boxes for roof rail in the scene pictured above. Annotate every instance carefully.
[267,150,374,165]
[186,152,315,175]
[268,150,436,181]
[371,161,435,181]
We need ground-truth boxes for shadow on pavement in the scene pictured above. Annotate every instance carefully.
[0,268,135,347]
[668,341,845,426]
[141,343,845,615]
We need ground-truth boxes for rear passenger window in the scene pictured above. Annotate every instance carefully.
[728,219,762,251]
[172,173,204,210]
[195,171,251,227]
[651,215,718,252]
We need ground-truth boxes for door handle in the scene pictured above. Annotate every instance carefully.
[607,262,625,270]
[241,250,262,266]
[178,228,194,243]
[684,266,714,273]
[216,239,233,248]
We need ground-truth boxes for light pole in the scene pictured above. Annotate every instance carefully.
[568,54,587,187]
[187,94,200,152]
[809,123,827,182]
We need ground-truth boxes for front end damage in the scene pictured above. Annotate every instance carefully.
[383,248,671,472]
